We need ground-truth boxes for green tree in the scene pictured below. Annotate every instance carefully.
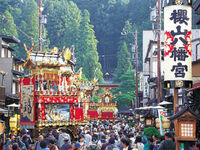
[0,10,18,37]
[16,0,38,58]
[44,0,81,49]
[113,71,135,109]
[44,1,103,82]
[0,0,21,13]
[120,20,135,51]
[76,10,104,83]
[144,127,161,138]
[72,0,128,72]
[115,41,132,82]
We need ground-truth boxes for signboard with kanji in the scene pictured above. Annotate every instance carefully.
[20,78,35,126]
[158,109,168,136]
[164,4,192,88]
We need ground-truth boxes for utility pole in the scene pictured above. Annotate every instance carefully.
[157,0,162,104]
[135,30,138,108]
[38,0,42,51]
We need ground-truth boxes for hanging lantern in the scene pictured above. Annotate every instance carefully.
[146,118,152,126]
[140,115,144,122]
[155,118,160,128]
[163,117,170,129]
[136,114,139,119]
[9,117,17,129]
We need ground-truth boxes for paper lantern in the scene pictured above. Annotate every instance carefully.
[9,117,17,129]
[155,118,160,128]
[162,117,170,129]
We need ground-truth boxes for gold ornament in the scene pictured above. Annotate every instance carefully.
[51,47,59,54]
[64,48,71,61]
[175,0,183,5]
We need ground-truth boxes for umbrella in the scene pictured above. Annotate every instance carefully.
[158,101,173,105]
[136,106,152,110]
[151,105,165,109]
[135,107,142,110]
[7,103,20,108]
[0,108,8,113]
[142,106,152,110]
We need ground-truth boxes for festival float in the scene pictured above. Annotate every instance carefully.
[20,44,86,138]
[87,90,118,121]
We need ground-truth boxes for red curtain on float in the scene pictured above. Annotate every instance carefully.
[70,104,74,121]
[75,107,84,121]
[101,112,113,119]
[41,104,45,121]
[87,110,99,119]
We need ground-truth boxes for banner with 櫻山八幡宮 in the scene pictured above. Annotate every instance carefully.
[158,109,168,136]
[20,78,35,125]
[164,4,192,88]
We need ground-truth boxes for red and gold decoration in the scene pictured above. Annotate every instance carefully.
[87,91,118,121]
[20,44,87,134]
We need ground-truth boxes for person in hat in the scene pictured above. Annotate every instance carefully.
[34,135,44,150]
[61,137,72,150]
[75,142,81,150]
[58,129,71,148]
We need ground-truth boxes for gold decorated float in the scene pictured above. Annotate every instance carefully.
[20,44,88,138]
[87,90,118,121]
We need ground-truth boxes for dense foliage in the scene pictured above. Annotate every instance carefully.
[115,41,132,82]
[112,71,136,109]
[144,127,161,139]
[77,0,156,72]
[0,0,104,82]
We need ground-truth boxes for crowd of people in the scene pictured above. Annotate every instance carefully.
[1,120,200,150]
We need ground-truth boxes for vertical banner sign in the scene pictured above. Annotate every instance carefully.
[164,3,192,88]
[143,75,149,98]
[158,109,167,136]
[20,78,35,126]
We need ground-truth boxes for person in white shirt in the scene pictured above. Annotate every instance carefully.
[135,136,144,150]
[129,133,136,147]
[84,132,92,148]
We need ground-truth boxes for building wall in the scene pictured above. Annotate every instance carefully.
[193,63,200,76]
[192,29,200,62]
[142,31,164,105]
[0,58,13,95]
